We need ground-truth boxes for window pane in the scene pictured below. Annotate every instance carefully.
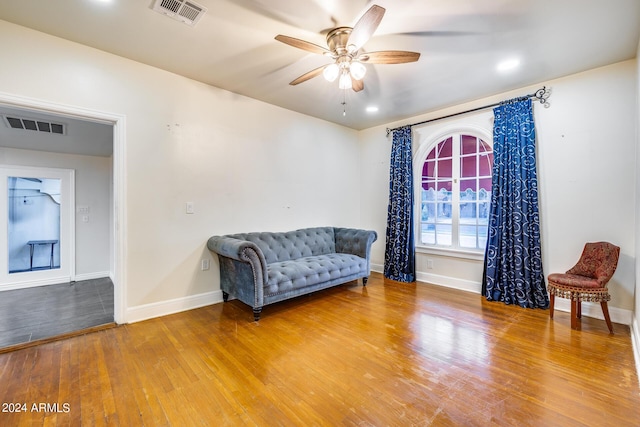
[422,186,436,200]
[437,159,452,178]
[478,202,490,223]
[421,202,436,221]
[479,178,492,192]
[479,153,493,176]
[460,179,477,193]
[460,188,476,203]
[8,177,61,274]
[460,202,477,221]
[436,224,452,246]
[426,147,436,160]
[422,160,436,179]
[461,135,477,154]
[421,223,435,245]
[478,228,488,249]
[459,225,478,248]
[437,137,453,158]
[437,181,452,193]
[479,139,491,152]
[437,202,452,222]
[460,155,477,178]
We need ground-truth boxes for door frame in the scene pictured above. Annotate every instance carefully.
[0,92,127,324]
[0,166,75,286]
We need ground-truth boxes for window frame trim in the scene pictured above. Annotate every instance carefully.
[413,123,493,256]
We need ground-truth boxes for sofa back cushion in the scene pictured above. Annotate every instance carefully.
[227,227,336,263]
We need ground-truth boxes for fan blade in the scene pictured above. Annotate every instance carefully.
[289,65,327,85]
[358,50,420,64]
[275,35,332,56]
[347,5,385,52]
[351,76,364,92]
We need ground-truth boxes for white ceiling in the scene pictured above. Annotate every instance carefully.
[0,0,638,136]
[0,105,113,157]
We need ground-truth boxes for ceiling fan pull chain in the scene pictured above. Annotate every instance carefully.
[342,90,347,117]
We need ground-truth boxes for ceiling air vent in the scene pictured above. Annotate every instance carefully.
[4,116,65,135]
[151,0,207,26]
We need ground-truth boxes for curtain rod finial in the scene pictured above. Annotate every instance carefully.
[535,86,551,107]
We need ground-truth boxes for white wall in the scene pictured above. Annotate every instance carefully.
[0,19,635,326]
[0,147,111,278]
[360,60,637,322]
[0,20,361,317]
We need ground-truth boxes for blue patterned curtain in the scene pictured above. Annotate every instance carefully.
[482,99,548,308]
[384,126,416,282]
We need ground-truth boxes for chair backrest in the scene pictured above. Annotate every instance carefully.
[566,242,620,286]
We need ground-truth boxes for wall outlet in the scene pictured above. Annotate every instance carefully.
[186,202,194,214]
[201,259,210,271]
[427,259,434,269]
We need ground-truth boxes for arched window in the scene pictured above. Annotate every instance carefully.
[418,133,493,251]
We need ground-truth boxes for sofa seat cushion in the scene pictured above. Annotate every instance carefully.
[266,253,366,295]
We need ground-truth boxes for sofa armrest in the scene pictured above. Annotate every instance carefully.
[334,228,378,259]
[207,235,268,288]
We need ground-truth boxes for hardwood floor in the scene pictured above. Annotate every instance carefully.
[0,277,114,350]
[0,272,638,426]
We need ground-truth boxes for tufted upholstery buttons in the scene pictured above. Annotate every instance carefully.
[266,254,366,294]
[210,227,377,320]
[229,227,337,264]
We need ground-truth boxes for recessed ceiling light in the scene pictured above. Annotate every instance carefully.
[497,58,520,72]
[366,106,379,113]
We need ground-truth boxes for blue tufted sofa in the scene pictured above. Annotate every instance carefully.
[207,227,377,321]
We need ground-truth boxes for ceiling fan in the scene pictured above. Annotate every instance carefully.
[274,4,420,92]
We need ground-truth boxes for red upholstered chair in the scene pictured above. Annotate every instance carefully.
[547,242,620,333]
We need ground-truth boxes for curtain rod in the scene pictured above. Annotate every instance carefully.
[385,86,551,137]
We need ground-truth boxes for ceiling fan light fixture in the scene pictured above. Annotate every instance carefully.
[323,63,339,82]
[338,71,352,90]
[350,62,367,80]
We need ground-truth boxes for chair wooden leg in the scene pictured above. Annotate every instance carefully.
[549,293,555,319]
[577,300,581,319]
[570,300,579,330]
[601,301,614,334]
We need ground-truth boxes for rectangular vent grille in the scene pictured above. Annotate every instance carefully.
[4,116,65,135]
[152,0,206,26]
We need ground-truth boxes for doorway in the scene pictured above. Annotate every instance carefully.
[0,92,125,325]
[0,166,74,287]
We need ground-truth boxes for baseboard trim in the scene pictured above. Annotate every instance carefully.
[0,275,71,292]
[372,264,632,325]
[73,271,111,282]
[416,271,482,294]
[371,264,481,293]
[551,298,632,326]
[126,290,224,323]
[0,271,111,292]
[630,315,640,385]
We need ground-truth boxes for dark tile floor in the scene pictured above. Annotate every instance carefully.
[0,277,114,348]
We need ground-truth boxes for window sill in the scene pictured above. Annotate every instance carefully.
[416,245,485,261]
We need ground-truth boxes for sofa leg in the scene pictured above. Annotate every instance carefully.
[222,291,229,302]
[362,277,368,286]
[253,307,262,322]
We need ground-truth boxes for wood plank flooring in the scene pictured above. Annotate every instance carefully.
[0,277,114,349]
[0,272,638,426]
